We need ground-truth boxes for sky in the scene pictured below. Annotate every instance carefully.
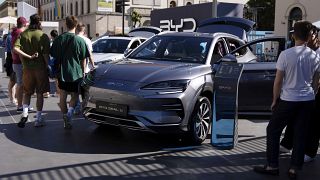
[0,0,4,5]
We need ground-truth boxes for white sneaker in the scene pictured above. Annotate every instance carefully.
[34,116,46,127]
[280,145,291,153]
[304,155,315,163]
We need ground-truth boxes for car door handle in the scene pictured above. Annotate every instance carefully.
[264,74,276,78]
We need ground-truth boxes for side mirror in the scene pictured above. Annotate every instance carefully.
[212,54,237,74]
[220,54,237,63]
[124,49,133,57]
[212,64,219,74]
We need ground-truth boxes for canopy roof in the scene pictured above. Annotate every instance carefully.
[0,16,17,24]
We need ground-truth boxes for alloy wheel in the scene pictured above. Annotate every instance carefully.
[195,101,210,140]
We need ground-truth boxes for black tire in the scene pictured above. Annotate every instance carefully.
[187,96,212,145]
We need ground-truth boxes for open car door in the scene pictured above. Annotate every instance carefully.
[227,37,286,115]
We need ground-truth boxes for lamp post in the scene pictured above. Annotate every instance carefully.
[122,0,125,35]
[37,0,42,19]
[152,0,155,10]
[121,0,129,35]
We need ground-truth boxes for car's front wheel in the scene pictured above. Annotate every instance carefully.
[187,96,212,145]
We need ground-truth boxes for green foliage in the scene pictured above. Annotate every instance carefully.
[245,0,275,31]
[131,10,142,27]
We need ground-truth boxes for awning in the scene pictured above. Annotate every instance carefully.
[0,16,17,24]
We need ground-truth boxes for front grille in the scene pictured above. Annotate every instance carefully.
[84,108,150,131]
[88,108,139,121]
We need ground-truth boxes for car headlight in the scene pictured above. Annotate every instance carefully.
[141,80,190,92]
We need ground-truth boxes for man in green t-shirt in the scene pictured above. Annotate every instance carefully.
[51,16,89,129]
[14,14,50,128]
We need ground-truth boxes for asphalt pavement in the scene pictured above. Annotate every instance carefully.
[0,72,319,180]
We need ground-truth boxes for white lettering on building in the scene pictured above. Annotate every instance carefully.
[160,18,196,32]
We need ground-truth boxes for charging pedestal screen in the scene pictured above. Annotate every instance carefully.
[211,62,243,149]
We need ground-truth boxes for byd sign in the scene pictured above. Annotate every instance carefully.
[159,18,197,32]
[151,2,244,33]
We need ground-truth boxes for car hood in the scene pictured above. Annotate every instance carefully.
[93,53,124,64]
[95,58,211,83]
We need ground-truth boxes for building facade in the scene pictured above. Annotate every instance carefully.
[0,0,17,18]
[22,0,247,37]
[275,0,320,39]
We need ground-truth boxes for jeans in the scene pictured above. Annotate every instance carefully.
[267,99,314,169]
[280,93,320,158]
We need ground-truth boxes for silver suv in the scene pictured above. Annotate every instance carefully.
[83,18,285,144]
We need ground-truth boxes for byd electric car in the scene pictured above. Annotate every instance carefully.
[83,17,286,144]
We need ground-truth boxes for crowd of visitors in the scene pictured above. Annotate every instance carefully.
[3,14,93,129]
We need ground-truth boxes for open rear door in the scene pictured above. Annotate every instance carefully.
[128,26,163,38]
[196,17,255,41]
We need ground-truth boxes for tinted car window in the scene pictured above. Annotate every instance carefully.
[226,38,246,57]
[92,39,130,53]
[129,36,212,64]
[129,40,140,49]
[211,40,228,64]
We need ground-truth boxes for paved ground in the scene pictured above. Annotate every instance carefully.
[0,73,319,180]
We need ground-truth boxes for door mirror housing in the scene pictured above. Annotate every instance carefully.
[220,54,237,63]
[212,54,237,74]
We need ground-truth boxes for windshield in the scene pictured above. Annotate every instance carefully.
[92,39,130,53]
[128,35,213,64]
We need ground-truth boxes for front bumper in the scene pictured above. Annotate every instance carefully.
[83,86,192,133]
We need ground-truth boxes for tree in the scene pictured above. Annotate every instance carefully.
[244,0,275,31]
[131,10,142,28]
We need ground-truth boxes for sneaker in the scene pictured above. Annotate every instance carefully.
[43,92,50,98]
[253,165,279,176]
[28,106,34,112]
[17,106,35,113]
[34,116,46,127]
[17,116,28,128]
[304,155,315,163]
[280,145,291,154]
[16,107,23,113]
[63,115,72,129]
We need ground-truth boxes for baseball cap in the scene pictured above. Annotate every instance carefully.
[17,17,28,26]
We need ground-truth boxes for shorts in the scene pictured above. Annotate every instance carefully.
[58,79,81,93]
[23,68,50,95]
[12,64,23,85]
